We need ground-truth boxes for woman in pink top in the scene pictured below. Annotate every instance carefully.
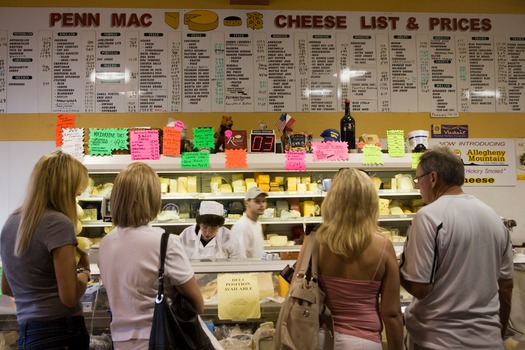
[296,168,403,350]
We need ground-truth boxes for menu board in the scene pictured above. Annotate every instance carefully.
[1,9,524,115]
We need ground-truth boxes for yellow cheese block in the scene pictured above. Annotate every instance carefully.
[269,235,288,246]
[188,176,197,192]
[246,181,257,190]
[245,178,256,183]
[220,184,233,193]
[232,174,244,182]
[256,174,270,184]
[164,12,180,29]
[184,10,218,31]
[177,177,188,193]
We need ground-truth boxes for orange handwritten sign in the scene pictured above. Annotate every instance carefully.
[163,127,181,156]
[56,114,75,147]
[225,149,247,169]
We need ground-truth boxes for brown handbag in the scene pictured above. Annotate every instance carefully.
[274,232,334,350]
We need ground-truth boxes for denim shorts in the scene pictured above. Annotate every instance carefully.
[18,315,90,350]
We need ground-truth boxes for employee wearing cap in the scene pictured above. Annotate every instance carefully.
[179,201,245,260]
[231,187,268,259]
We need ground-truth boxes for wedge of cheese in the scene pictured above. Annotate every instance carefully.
[164,12,180,29]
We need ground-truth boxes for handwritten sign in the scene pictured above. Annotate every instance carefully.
[61,128,84,161]
[181,152,210,169]
[362,144,384,165]
[217,273,260,320]
[88,128,129,156]
[285,150,306,171]
[193,127,215,149]
[312,141,349,161]
[173,120,185,131]
[290,133,306,150]
[387,130,405,157]
[163,127,181,156]
[56,114,75,147]
[225,149,247,168]
[411,152,423,169]
[130,129,160,160]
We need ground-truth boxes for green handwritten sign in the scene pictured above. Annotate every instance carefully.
[89,128,129,156]
[362,144,384,165]
[387,130,405,157]
[181,152,210,169]
[192,127,215,149]
[411,152,423,169]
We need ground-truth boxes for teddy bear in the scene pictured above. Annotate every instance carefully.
[214,115,233,152]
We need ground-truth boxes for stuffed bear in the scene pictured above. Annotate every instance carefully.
[214,115,233,152]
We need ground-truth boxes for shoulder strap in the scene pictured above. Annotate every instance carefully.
[156,232,170,298]
[371,237,388,281]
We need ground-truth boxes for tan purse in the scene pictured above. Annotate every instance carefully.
[274,232,334,350]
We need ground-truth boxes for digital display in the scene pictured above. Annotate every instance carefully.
[249,130,276,153]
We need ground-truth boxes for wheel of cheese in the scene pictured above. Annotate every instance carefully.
[224,16,242,27]
[184,10,219,31]
[164,12,180,29]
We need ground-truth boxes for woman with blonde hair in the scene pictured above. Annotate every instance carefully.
[98,162,206,350]
[296,168,403,350]
[1,150,91,349]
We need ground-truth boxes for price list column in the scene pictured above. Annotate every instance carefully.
[308,34,337,112]
[389,34,418,112]
[350,34,380,112]
[82,31,96,113]
[37,31,52,112]
[507,36,525,112]
[494,37,508,112]
[224,33,253,111]
[139,32,168,112]
[455,35,469,112]
[429,35,458,117]
[267,34,295,112]
[95,32,126,113]
[182,33,212,112]
[416,35,431,111]
[467,36,495,112]
[253,32,268,112]
[0,32,6,113]
[168,31,182,112]
[211,32,225,112]
[336,33,349,109]
[377,34,391,112]
[294,32,309,112]
[8,31,39,112]
[125,32,139,113]
[52,32,83,112]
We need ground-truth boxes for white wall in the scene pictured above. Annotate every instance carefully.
[0,141,57,227]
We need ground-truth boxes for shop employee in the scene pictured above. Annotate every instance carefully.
[179,201,245,259]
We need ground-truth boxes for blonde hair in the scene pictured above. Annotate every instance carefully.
[110,162,161,228]
[15,151,88,256]
[316,168,379,260]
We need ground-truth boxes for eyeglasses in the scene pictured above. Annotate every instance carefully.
[413,172,431,184]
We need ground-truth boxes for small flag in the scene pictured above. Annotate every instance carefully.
[275,113,295,131]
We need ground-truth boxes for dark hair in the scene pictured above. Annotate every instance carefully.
[418,146,465,186]
[196,214,225,227]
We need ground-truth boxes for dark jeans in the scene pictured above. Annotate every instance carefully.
[18,315,89,350]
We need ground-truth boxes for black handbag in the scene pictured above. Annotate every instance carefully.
[149,232,214,350]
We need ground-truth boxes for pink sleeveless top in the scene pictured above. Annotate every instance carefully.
[319,239,387,343]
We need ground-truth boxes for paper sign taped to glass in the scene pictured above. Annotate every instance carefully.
[217,273,261,320]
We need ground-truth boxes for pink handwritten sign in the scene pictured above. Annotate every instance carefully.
[130,129,160,160]
[312,141,349,161]
[285,150,306,171]
[173,120,185,131]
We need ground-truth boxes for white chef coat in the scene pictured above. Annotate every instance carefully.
[178,224,246,260]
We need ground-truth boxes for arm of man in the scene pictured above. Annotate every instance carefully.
[400,275,433,300]
[498,277,513,338]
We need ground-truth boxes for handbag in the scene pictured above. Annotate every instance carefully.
[274,232,334,350]
[149,232,215,350]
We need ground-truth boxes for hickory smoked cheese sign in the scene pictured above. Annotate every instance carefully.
[0,8,524,115]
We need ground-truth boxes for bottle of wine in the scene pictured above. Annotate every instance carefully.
[340,98,356,150]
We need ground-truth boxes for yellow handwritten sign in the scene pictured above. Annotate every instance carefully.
[217,273,260,320]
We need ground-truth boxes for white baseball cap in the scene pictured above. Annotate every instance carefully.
[245,187,268,200]
[199,201,224,216]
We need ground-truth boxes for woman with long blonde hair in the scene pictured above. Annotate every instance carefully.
[1,150,91,349]
[296,168,403,350]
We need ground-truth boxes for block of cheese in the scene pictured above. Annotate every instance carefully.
[245,178,256,184]
[371,177,382,190]
[246,181,257,190]
[188,176,197,192]
[177,177,188,194]
[379,198,390,216]
[301,176,311,184]
[184,10,218,31]
[232,174,244,182]
[259,183,270,192]
[164,12,180,29]
[233,185,246,193]
[256,174,270,184]
[269,235,288,246]
[273,176,284,185]
[308,183,318,191]
[389,206,404,215]
[232,179,245,188]
[220,184,233,193]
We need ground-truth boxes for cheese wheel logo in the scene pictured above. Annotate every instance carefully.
[164,12,180,29]
[184,10,219,31]
[224,16,242,27]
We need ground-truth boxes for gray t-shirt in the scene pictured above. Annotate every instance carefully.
[0,209,81,323]
[400,194,513,349]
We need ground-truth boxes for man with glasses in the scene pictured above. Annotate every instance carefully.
[400,146,513,350]
[231,187,268,259]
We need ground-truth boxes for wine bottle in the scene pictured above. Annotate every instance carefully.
[340,98,356,150]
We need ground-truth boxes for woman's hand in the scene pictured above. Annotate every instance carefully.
[76,246,90,270]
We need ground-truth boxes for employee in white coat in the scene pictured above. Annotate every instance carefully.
[179,201,245,260]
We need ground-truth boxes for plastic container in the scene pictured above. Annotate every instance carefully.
[406,130,429,152]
